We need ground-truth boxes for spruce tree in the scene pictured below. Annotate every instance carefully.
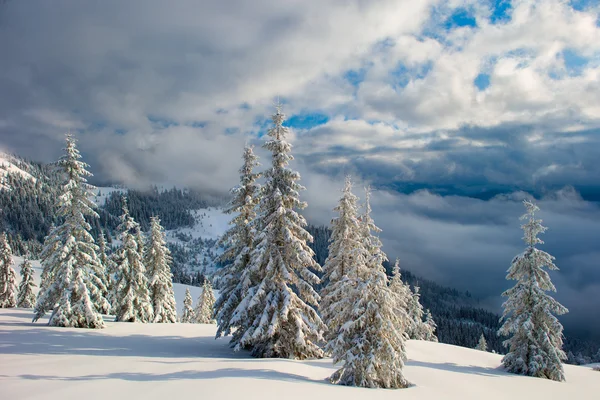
[195,280,216,324]
[233,106,325,359]
[17,257,36,308]
[476,333,488,351]
[423,309,438,342]
[499,200,568,382]
[407,285,426,340]
[327,188,409,389]
[320,176,364,341]
[389,258,412,326]
[214,145,261,345]
[33,135,106,328]
[38,223,58,297]
[0,232,17,308]
[146,216,177,323]
[98,231,115,314]
[113,197,153,323]
[180,288,194,323]
[94,231,111,314]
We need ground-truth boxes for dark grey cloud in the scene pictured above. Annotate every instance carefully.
[296,122,600,202]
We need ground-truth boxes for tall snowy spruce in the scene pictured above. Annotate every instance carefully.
[97,232,114,314]
[195,280,216,324]
[32,135,106,328]
[145,216,177,323]
[113,197,153,323]
[320,176,364,340]
[180,288,194,323]
[233,106,325,359]
[38,223,58,297]
[499,200,568,382]
[214,145,261,345]
[17,257,37,308]
[326,188,409,389]
[0,233,17,308]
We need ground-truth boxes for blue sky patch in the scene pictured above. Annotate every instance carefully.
[444,8,478,29]
[474,73,491,90]
[285,113,329,130]
[253,116,272,138]
[490,0,512,24]
[344,68,367,87]
[569,0,595,11]
[562,48,589,76]
[390,61,433,89]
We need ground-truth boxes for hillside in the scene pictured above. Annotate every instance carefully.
[0,152,36,189]
[1,308,598,400]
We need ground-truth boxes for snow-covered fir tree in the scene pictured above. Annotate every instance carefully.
[326,188,409,389]
[32,135,106,328]
[195,280,216,324]
[389,258,412,324]
[232,106,325,359]
[476,333,488,351]
[94,231,111,314]
[38,223,58,297]
[320,176,365,341]
[407,285,426,340]
[214,145,261,345]
[180,288,194,323]
[0,232,17,308]
[423,309,438,342]
[113,197,153,323]
[499,200,568,382]
[145,216,177,323]
[17,257,36,308]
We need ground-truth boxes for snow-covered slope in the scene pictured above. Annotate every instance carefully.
[167,207,230,241]
[4,256,599,399]
[165,207,230,276]
[0,153,36,189]
[1,309,598,400]
[90,186,125,206]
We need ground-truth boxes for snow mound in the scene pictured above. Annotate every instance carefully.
[0,153,36,189]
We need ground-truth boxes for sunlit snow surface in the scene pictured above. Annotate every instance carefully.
[167,208,231,241]
[2,257,599,399]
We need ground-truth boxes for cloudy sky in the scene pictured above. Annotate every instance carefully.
[1,0,599,340]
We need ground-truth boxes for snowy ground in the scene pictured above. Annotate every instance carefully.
[1,308,598,400]
[5,257,598,399]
